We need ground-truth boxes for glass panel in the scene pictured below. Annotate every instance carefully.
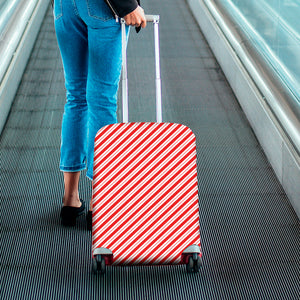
[0,0,22,33]
[215,0,300,103]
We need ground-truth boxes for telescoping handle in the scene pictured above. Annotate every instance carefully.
[121,15,162,123]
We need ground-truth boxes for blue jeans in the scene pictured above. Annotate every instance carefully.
[54,0,128,180]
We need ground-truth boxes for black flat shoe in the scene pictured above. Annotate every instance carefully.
[60,199,85,227]
[86,210,92,231]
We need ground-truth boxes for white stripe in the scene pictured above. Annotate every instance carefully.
[94,123,125,150]
[93,124,188,192]
[109,201,198,261]
[150,229,200,265]
[93,155,196,233]
[93,184,197,247]
[138,217,200,263]
[93,183,198,248]
[92,177,197,246]
[113,198,198,259]
[93,123,175,191]
[128,218,199,265]
[93,123,174,194]
[93,134,195,215]
[92,180,197,246]
[93,122,197,258]
[93,143,195,222]
[92,161,197,244]
[117,214,199,264]
[94,123,151,166]
[93,123,151,186]
[92,177,196,246]
[92,160,197,242]
[97,188,197,247]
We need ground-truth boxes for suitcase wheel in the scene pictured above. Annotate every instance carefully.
[186,253,202,273]
[92,255,106,274]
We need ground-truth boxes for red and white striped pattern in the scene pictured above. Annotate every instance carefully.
[92,122,200,265]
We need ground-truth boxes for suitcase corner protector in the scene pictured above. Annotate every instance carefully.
[93,247,113,257]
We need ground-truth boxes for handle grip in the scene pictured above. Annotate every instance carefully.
[120,15,159,24]
[145,15,160,23]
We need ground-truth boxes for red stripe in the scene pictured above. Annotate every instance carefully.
[94,123,129,162]
[92,151,197,241]
[116,211,200,265]
[101,186,198,251]
[92,168,197,247]
[93,123,188,195]
[93,123,154,174]
[113,200,199,264]
[93,124,184,201]
[114,202,198,257]
[92,142,195,230]
[149,227,201,265]
[93,123,190,182]
[93,123,175,173]
[92,122,200,265]
[92,135,195,217]
[120,226,200,265]
[94,123,119,144]
[92,172,197,248]
[92,169,197,248]
[93,164,196,240]
[92,153,197,242]
[140,220,200,264]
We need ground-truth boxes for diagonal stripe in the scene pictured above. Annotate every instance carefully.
[92,162,197,249]
[94,126,191,194]
[92,122,201,265]
[97,177,197,239]
[137,218,200,264]
[92,138,196,227]
[94,123,156,181]
[97,187,198,251]
[94,123,134,162]
[94,123,180,171]
[96,123,183,200]
[112,200,198,260]
[92,177,197,249]
[93,123,189,199]
[113,206,199,265]
[92,154,197,243]
[115,218,200,265]
[93,124,189,198]
[93,134,195,215]
[92,174,197,247]
[133,226,200,265]
[92,156,196,239]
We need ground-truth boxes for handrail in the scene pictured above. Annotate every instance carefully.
[0,0,49,135]
[0,0,22,34]
[202,0,300,155]
[0,0,39,84]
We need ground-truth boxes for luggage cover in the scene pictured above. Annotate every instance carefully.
[92,122,200,265]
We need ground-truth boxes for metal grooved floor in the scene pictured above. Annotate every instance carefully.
[1,1,299,299]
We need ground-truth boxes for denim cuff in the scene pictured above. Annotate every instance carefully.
[60,164,86,173]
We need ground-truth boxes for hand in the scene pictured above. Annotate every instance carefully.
[123,6,147,28]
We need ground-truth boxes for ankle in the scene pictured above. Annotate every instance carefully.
[89,199,93,211]
[63,196,81,207]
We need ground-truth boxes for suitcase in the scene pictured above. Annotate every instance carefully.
[91,15,202,273]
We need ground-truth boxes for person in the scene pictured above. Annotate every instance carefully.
[53,0,146,227]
